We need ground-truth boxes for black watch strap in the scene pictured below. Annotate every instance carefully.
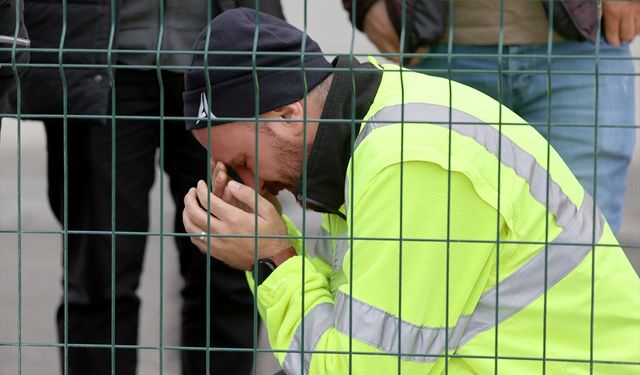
[254,258,276,286]
[253,246,296,285]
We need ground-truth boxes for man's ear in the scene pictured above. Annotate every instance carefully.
[273,101,304,123]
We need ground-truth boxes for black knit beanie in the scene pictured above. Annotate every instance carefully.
[183,8,332,129]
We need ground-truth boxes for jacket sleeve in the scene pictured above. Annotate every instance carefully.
[545,0,598,43]
[0,0,29,114]
[256,160,501,374]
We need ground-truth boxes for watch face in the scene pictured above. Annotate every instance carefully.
[255,260,275,285]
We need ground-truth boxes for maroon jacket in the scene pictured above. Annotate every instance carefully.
[343,0,599,53]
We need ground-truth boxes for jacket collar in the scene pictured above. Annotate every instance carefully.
[294,55,382,215]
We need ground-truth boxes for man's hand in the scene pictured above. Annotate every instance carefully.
[211,161,250,211]
[603,1,640,46]
[182,180,290,270]
[211,160,282,214]
[362,0,427,64]
[363,0,401,62]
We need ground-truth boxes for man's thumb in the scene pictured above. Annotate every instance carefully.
[227,180,257,212]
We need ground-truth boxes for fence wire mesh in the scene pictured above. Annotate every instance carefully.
[1,0,639,374]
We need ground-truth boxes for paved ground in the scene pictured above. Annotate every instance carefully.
[1,1,639,374]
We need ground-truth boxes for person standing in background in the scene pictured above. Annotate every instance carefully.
[20,1,283,374]
[346,0,639,233]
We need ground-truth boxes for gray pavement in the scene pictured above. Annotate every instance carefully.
[1,1,639,373]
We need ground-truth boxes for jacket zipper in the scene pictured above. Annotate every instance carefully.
[297,195,347,220]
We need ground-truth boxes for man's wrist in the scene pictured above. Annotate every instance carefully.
[254,246,297,286]
[263,246,297,268]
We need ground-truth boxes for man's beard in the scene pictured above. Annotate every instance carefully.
[263,129,305,196]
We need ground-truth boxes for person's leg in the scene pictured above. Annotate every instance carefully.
[161,71,256,375]
[512,40,636,232]
[46,69,161,375]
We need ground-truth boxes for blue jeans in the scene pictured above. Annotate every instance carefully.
[414,40,636,232]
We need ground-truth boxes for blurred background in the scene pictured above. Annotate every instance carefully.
[1,0,638,373]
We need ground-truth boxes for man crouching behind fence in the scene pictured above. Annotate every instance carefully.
[181,8,640,375]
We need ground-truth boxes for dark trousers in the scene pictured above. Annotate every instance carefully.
[44,69,255,375]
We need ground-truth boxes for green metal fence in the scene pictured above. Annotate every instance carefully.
[1,0,639,374]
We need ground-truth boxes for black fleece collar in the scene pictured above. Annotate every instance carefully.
[294,56,382,215]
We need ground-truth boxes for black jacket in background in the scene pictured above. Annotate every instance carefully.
[0,0,29,115]
[21,0,283,122]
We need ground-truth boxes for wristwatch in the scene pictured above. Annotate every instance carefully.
[254,246,297,285]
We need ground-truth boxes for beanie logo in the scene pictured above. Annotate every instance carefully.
[196,92,217,125]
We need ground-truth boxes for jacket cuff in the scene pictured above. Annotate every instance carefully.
[256,255,326,317]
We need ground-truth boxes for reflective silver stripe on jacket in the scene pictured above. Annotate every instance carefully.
[459,193,602,346]
[284,102,603,370]
[333,236,348,271]
[349,103,578,229]
[313,228,349,271]
[282,302,334,374]
[333,193,601,362]
[313,227,334,266]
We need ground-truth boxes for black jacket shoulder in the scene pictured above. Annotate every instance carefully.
[21,0,283,118]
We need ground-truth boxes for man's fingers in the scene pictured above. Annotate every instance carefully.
[182,207,199,236]
[408,46,428,66]
[197,179,218,214]
[604,4,621,46]
[184,186,201,213]
[210,162,228,198]
[196,178,238,214]
[198,175,253,214]
[226,180,275,218]
[222,183,237,205]
[620,15,635,43]
[203,181,255,223]
[605,18,621,46]
[196,180,211,213]
[182,208,207,250]
[185,186,223,231]
[184,188,209,228]
[213,171,226,198]
[226,180,257,212]
[602,1,640,46]
[182,191,212,254]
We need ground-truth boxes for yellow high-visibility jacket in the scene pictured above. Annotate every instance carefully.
[254,59,640,374]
